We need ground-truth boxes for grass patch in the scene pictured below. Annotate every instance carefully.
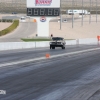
[0,20,19,36]
[21,38,74,42]
[21,38,52,42]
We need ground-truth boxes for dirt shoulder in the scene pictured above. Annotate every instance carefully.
[0,22,12,31]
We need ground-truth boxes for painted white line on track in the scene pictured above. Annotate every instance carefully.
[0,47,100,67]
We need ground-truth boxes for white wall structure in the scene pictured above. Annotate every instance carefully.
[26,0,60,37]
[79,38,98,45]
[0,38,98,51]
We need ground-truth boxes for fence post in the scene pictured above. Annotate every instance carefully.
[35,41,36,48]
[76,39,79,46]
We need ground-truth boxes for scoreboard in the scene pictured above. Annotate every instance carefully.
[27,0,60,17]
[27,8,60,16]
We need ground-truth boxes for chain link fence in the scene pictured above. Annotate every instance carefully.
[63,0,100,14]
[0,0,26,13]
[0,0,100,14]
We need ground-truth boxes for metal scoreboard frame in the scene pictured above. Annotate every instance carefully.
[27,8,60,16]
[26,0,60,37]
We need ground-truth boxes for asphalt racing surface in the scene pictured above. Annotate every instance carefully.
[0,45,100,100]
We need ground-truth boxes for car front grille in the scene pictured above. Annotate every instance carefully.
[52,42,61,44]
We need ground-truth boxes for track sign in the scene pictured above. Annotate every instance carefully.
[36,0,52,5]
[40,16,46,22]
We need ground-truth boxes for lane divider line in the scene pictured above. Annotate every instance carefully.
[0,47,100,67]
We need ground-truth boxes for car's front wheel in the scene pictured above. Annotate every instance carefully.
[62,46,65,49]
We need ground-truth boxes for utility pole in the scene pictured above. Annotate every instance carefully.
[89,0,91,24]
[72,0,74,28]
[81,0,83,26]
[96,0,97,23]
[60,0,62,30]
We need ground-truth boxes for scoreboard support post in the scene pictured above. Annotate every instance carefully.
[34,17,53,37]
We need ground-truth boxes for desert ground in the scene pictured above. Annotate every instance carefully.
[0,14,100,39]
[0,22,12,31]
[49,14,100,39]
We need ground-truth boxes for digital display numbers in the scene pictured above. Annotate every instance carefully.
[27,8,60,16]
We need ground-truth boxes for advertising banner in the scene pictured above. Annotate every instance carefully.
[27,0,60,8]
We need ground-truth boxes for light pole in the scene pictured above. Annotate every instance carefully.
[72,0,74,28]
[81,0,83,26]
[96,0,97,23]
[89,0,91,24]
[60,0,62,30]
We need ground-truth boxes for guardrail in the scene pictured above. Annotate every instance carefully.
[0,38,98,51]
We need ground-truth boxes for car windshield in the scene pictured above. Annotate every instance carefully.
[52,37,63,41]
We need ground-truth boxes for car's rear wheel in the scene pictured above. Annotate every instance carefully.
[52,47,55,49]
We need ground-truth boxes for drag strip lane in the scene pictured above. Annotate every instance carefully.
[0,46,100,100]
[0,45,99,64]
[0,47,100,68]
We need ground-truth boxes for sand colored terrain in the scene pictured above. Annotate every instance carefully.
[0,22,12,31]
[49,15,100,39]
[0,14,100,40]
